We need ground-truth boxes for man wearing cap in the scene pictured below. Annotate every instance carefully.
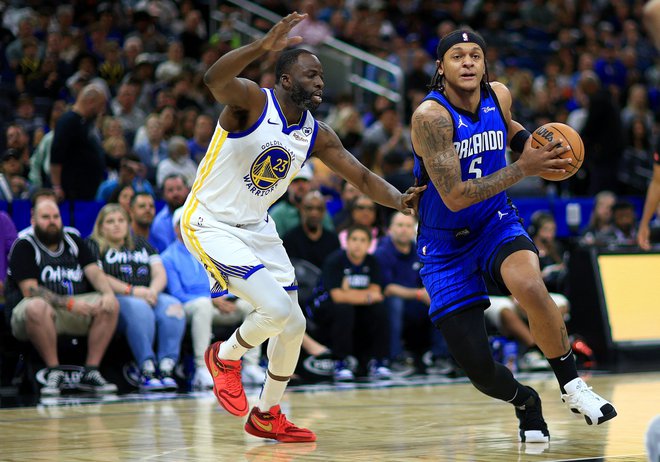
[269,164,334,238]
[0,148,31,202]
[410,28,616,443]
[161,208,264,390]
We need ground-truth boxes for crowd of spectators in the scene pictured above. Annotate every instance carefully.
[0,0,659,392]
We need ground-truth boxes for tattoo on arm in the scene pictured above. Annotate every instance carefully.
[415,113,460,195]
[463,163,524,202]
[28,285,69,310]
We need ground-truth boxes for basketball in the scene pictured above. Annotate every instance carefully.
[530,122,585,181]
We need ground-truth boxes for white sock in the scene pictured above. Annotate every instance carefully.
[218,330,248,361]
[258,374,289,411]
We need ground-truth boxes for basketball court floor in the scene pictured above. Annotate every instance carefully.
[0,370,658,461]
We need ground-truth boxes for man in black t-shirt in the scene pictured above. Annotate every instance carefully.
[6,200,119,396]
[283,191,340,269]
[308,225,390,381]
[50,83,107,201]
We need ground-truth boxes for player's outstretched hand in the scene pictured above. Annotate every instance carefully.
[261,12,308,52]
[400,185,427,216]
[517,138,572,178]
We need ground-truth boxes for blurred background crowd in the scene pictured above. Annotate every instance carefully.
[0,0,658,392]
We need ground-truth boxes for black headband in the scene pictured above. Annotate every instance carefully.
[436,29,487,60]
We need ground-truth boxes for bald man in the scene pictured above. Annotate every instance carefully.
[50,84,108,201]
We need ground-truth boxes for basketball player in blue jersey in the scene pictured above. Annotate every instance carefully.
[181,12,424,443]
[410,29,617,443]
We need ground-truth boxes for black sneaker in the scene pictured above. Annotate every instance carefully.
[77,368,118,394]
[516,386,550,443]
[41,368,65,396]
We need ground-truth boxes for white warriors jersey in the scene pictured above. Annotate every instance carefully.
[186,88,319,225]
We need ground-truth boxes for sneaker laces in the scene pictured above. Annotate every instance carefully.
[220,362,244,395]
[46,369,65,387]
[566,384,600,408]
[84,369,108,385]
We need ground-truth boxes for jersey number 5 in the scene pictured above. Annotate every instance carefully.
[469,157,483,178]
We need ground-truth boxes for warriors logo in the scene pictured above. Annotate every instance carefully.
[244,146,292,195]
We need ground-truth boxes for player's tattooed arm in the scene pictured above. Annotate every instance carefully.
[411,101,524,211]
[19,280,70,310]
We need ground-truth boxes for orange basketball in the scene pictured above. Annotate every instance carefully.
[530,122,585,181]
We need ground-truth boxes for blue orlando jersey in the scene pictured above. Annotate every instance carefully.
[413,86,509,234]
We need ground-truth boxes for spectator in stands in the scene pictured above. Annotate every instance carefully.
[337,195,385,254]
[283,190,340,269]
[96,154,154,202]
[155,41,186,82]
[111,81,146,145]
[5,124,31,172]
[88,204,185,391]
[50,83,107,201]
[12,94,45,148]
[97,41,125,92]
[156,136,197,189]
[133,113,169,183]
[0,149,31,202]
[374,212,433,373]
[129,192,156,245]
[187,114,214,164]
[288,0,332,47]
[578,71,624,195]
[581,191,617,246]
[150,174,189,253]
[161,208,264,390]
[5,199,119,396]
[309,225,390,381]
[29,100,67,190]
[361,106,411,173]
[270,164,334,237]
[108,183,135,215]
[599,200,638,246]
[528,211,571,305]
[621,83,655,142]
[5,16,41,71]
[127,9,167,54]
[0,211,17,297]
[179,9,206,60]
[331,180,361,228]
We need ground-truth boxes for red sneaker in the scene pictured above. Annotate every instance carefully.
[245,405,317,443]
[204,341,248,416]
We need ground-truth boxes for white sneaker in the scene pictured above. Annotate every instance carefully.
[192,367,214,390]
[561,377,617,425]
[242,363,266,385]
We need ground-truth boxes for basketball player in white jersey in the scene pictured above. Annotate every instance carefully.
[180,12,424,442]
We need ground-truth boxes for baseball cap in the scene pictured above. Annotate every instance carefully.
[1,148,20,162]
[293,164,313,182]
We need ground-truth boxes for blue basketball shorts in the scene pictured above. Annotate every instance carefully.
[418,217,532,325]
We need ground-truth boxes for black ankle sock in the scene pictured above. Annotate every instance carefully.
[547,349,579,393]
[510,383,533,407]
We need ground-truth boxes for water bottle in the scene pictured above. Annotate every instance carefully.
[502,340,519,373]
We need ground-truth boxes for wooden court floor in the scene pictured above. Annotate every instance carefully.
[0,372,658,461]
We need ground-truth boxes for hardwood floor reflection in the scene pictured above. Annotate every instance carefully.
[0,372,657,461]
